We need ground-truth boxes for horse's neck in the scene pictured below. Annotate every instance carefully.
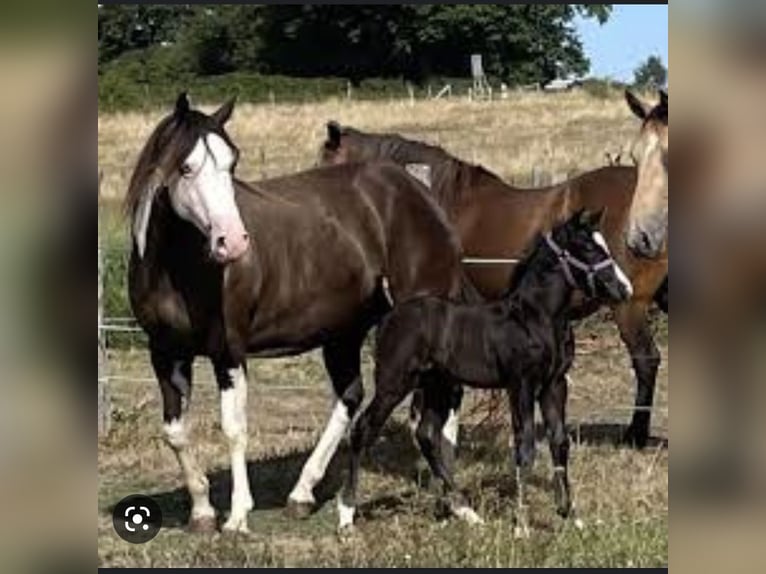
[509,249,572,321]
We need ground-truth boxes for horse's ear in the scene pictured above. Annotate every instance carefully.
[625,90,650,120]
[212,96,236,126]
[175,92,191,118]
[326,121,342,150]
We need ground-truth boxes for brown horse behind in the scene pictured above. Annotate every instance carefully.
[319,121,668,447]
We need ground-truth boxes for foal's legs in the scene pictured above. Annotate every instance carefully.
[338,369,413,531]
[213,361,254,533]
[409,374,464,482]
[415,379,481,524]
[509,382,536,537]
[152,348,217,532]
[287,334,365,516]
[539,376,571,518]
[615,301,661,448]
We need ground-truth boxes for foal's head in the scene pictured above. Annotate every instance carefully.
[545,209,634,304]
[126,93,249,264]
[625,89,668,258]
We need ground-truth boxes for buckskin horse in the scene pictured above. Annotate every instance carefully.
[624,89,668,258]
[319,94,668,449]
[126,93,467,532]
[338,210,634,534]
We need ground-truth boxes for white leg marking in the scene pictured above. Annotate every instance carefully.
[164,417,216,520]
[337,497,356,529]
[453,505,485,525]
[442,408,459,448]
[289,401,351,505]
[221,367,253,532]
[593,231,634,297]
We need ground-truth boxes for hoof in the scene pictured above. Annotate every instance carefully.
[623,425,649,449]
[188,515,217,534]
[284,498,314,520]
[337,523,357,543]
[513,523,531,540]
[222,515,251,534]
[452,505,485,526]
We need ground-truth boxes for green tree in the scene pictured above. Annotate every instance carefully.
[633,55,667,90]
[98,5,613,87]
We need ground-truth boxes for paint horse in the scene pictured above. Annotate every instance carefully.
[624,89,668,258]
[320,94,668,449]
[126,93,467,532]
[338,209,634,532]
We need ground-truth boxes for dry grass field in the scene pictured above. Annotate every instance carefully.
[98,90,641,202]
[97,91,668,568]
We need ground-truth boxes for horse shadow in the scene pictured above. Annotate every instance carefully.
[106,420,666,528]
[106,419,423,528]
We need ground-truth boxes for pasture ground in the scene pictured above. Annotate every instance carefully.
[98,92,667,567]
[97,313,667,568]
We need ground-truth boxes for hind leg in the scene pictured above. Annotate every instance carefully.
[338,364,415,531]
[287,334,365,517]
[415,379,481,524]
[409,374,463,486]
[152,347,217,532]
[615,301,661,448]
[539,376,572,518]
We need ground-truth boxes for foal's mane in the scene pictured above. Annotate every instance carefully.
[503,232,550,296]
[124,110,237,221]
[339,126,504,208]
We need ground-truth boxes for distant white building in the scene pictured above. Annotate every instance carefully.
[542,77,583,92]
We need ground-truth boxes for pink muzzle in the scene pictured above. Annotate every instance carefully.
[210,219,250,264]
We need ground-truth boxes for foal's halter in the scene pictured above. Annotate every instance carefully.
[544,233,615,296]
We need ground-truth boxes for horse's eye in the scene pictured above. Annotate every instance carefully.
[180,163,192,176]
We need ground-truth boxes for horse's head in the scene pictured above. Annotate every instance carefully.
[318,121,367,166]
[625,89,668,258]
[547,209,633,303]
[126,93,249,265]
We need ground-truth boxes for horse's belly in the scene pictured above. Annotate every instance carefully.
[245,279,374,353]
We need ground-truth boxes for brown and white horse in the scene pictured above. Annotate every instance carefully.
[126,94,467,532]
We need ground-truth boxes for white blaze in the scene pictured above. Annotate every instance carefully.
[592,231,633,297]
[169,134,248,262]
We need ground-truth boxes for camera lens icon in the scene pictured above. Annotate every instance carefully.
[113,495,162,543]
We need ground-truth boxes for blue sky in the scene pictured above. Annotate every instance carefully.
[575,5,668,82]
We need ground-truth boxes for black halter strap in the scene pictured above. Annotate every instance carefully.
[544,233,615,295]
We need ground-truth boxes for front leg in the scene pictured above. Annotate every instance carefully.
[614,301,661,448]
[214,361,254,533]
[539,376,571,518]
[509,382,536,538]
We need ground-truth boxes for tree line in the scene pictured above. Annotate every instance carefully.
[98,5,613,87]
